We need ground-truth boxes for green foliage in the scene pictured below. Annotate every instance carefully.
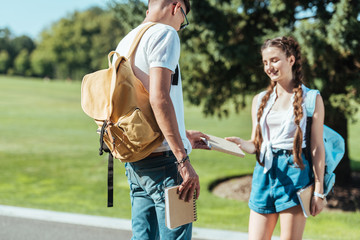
[31,7,115,79]
[0,28,12,55]
[10,35,35,58]
[0,28,35,75]
[14,49,31,76]
[30,44,54,77]
[326,0,360,57]
[0,50,10,73]
[109,0,147,31]
[30,1,146,80]
[293,1,360,117]
[180,0,298,117]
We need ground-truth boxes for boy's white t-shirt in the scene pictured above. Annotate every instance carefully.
[113,22,192,154]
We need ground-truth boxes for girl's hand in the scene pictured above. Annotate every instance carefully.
[225,137,242,145]
[225,137,256,154]
[311,195,326,216]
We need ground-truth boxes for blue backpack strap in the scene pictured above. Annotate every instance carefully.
[304,88,319,161]
[304,89,320,117]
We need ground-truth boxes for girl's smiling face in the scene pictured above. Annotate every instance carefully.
[262,47,295,83]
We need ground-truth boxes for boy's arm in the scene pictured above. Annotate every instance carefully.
[149,67,199,201]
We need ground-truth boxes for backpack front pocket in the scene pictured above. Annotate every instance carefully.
[117,108,161,152]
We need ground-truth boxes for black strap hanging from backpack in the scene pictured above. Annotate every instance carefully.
[99,122,114,208]
[106,153,114,207]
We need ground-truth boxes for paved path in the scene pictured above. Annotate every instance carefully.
[0,205,256,240]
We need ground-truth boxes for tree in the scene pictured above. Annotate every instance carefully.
[31,1,146,80]
[11,35,35,59]
[0,28,35,76]
[0,28,14,73]
[31,7,116,79]
[0,28,12,54]
[14,49,31,76]
[30,39,54,78]
[180,0,360,185]
[0,50,10,73]
[109,0,147,32]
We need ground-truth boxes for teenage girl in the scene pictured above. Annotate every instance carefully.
[226,36,326,240]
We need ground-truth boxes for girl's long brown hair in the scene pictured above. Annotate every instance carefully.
[255,36,305,169]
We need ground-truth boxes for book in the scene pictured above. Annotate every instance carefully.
[297,183,314,218]
[165,185,197,229]
[202,135,245,157]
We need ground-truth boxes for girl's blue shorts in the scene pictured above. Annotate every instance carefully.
[249,149,313,214]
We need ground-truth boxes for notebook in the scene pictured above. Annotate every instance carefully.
[165,185,197,229]
[297,183,314,218]
[202,135,245,157]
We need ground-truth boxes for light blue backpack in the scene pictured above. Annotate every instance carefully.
[305,89,345,196]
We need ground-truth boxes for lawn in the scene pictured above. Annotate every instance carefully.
[0,75,359,239]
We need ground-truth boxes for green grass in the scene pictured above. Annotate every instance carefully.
[1,75,360,239]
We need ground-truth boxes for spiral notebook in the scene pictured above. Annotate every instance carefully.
[297,183,314,218]
[165,185,197,229]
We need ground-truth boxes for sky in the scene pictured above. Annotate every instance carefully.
[0,0,110,39]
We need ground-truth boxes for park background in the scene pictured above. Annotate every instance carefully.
[1,0,359,239]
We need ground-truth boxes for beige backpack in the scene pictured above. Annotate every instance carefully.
[81,23,164,162]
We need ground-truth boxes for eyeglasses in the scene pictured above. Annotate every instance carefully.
[179,7,189,30]
[173,3,189,30]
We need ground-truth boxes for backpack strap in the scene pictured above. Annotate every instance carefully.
[107,153,114,207]
[171,65,179,85]
[305,89,320,117]
[98,122,114,207]
[304,88,320,164]
[127,23,156,59]
[107,51,121,68]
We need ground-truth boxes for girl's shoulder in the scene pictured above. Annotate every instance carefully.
[254,90,269,109]
[258,90,268,100]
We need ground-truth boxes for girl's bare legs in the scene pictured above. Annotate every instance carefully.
[248,210,279,240]
[279,205,306,240]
